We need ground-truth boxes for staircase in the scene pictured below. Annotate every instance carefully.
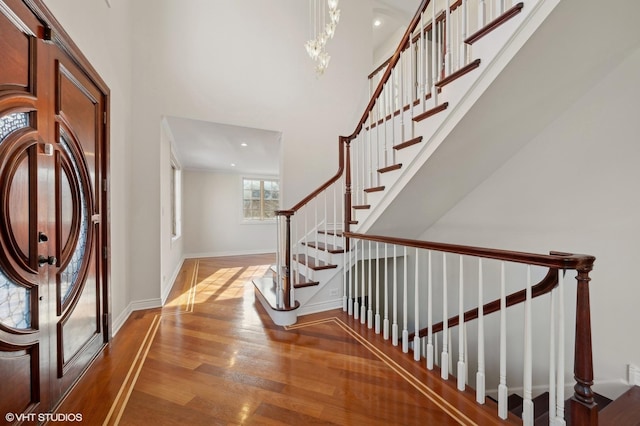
[253,0,640,424]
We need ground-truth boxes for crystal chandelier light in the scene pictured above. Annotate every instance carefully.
[305,0,340,76]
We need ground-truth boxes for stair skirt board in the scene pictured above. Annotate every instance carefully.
[297,298,344,316]
[253,286,298,326]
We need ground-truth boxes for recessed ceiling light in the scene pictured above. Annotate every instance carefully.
[241,143,248,147]
[373,18,383,27]
[230,163,236,167]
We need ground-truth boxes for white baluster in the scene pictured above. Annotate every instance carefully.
[549,283,557,424]
[522,265,533,426]
[323,190,328,252]
[445,0,451,76]
[476,258,486,404]
[457,255,466,391]
[375,242,381,334]
[348,239,353,315]
[556,269,567,426]
[414,248,421,361]
[392,244,399,346]
[431,1,438,103]
[333,184,337,248]
[420,12,426,113]
[343,236,348,311]
[361,239,366,323]
[460,0,468,67]
[399,51,405,146]
[383,243,390,340]
[367,240,373,328]
[391,66,397,165]
[478,0,486,29]
[402,246,409,353]
[499,0,505,16]
[313,196,318,269]
[426,250,434,370]
[498,261,508,419]
[409,40,415,138]
[442,253,449,380]
[354,240,359,320]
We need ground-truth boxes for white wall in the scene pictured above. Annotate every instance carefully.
[160,122,184,302]
[43,0,133,332]
[183,171,276,257]
[420,46,640,394]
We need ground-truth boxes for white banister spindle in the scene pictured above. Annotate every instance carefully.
[498,261,508,419]
[323,190,328,250]
[343,236,348,311]
[442,253,449,380]
[476,258,486,404]
[426,250,434,370]
[313,197,318,268]
[347,240,353,315]
[414,248,421,361]
[460,0,468,67]
[420,12,426,113]
[402,246,409,353]
[391,67,397,165]
[479,0,486,29]
[354,240,359,320]
[367,241,373,328]
[556,269,566,426]
[392,244,399,346]
[409,42,415,138]
[375,242,381,334]
[445,0,451,76]
[457,255,466,391]
[499,0,505,15]
[522,265,534,426]
[383,243,390,340]
[549,285,557,423]
[399,51,405,146]
[360,239,366,323]
[431,2,438,104]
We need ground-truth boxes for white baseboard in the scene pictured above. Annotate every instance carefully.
[185,249,275,259]
[297,298,343,317]
[111,297,163,337]
[161,256,186,305]
[111,304,133,337]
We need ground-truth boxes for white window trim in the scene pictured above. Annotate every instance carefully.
[240,175,280,224]
[170,150,182,243]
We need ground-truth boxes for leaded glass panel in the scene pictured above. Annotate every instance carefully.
[0,112,32,329]
[59,136,89,303]
[0,112,29,143]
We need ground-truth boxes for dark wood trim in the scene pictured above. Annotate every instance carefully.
[368,57,391,80]
[364,186,385,193]
[352,205,370,210]
[343,232,595,271]
[465,2,525,45]
[412,102,449,123]
[393,136,423,151]
[378,164,402,173]
[435,59,481,88]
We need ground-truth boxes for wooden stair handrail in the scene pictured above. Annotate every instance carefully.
[343,232,595,270]
[344,0,431,142]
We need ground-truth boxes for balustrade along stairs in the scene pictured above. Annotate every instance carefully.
[252,0,640,424]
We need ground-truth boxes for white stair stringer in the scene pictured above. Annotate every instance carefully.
[352,0,563,238]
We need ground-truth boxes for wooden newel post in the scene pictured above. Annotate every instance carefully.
[275,209,294,309]
[343,136,352,249]
[571,264,598,426]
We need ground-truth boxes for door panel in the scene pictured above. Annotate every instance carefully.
[0,0,109,420]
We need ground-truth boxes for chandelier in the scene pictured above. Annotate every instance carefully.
[304,0,340,76]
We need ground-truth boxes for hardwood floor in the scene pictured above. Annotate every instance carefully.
[54,254,516,425]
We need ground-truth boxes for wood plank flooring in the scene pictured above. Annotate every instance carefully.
[54,254,516,425]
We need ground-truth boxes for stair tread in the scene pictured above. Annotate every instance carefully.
[302,241,344,254]
[364,186,385,193]
[413,103,448,123]
[599,386,640,426]
[317,230,343,237]
[294,254,337,270]
[393,136,423,150]
[378,164,402,173]
[353,204,371,210]
[435,59,481,89]
[292,272,319,289]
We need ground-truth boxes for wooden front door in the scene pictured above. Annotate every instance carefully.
[0,0,109,421]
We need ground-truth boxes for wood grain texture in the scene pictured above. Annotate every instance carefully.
[55,254,518,425]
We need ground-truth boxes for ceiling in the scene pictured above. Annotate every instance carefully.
[165,116,281,175]
[166,1,420,176]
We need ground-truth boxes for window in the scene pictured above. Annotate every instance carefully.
[243,178,279,221]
